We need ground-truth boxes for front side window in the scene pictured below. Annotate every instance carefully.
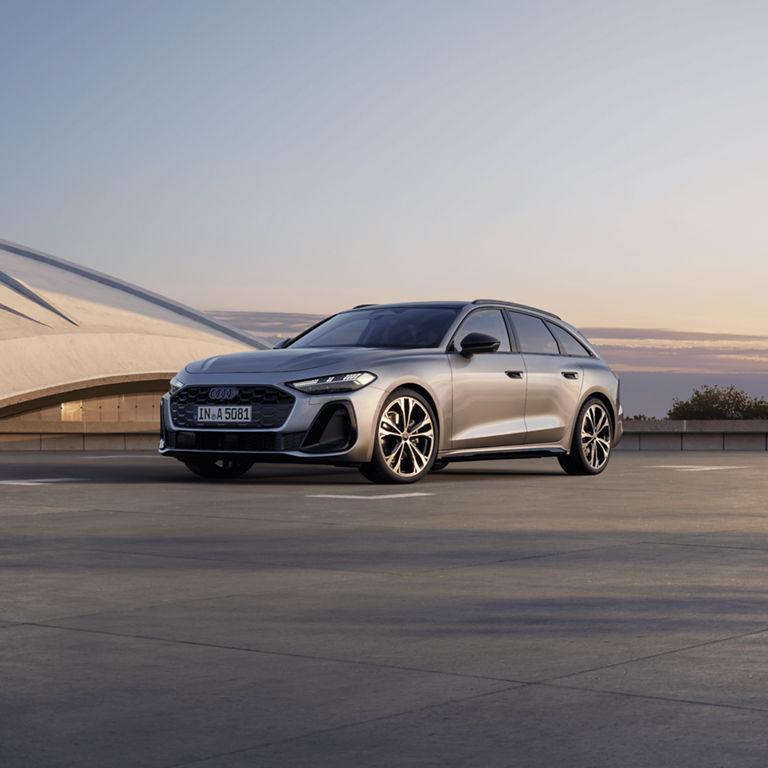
[453,310,511,352]
[507,311,558,354]
[290,306,461,349]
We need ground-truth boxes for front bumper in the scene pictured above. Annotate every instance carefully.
[159,384,379,465]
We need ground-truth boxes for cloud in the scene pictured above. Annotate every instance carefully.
[582,328,768,343]
[581,328,768,374]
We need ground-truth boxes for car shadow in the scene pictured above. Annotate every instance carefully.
[1,456,569,486]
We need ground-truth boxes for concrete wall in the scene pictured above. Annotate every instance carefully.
[0,393,161,451]
[0,432,159,451]
[618,420,768,451]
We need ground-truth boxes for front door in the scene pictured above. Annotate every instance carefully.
[449,309,527,450]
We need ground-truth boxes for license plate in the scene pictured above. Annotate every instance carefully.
[197,405,252,423]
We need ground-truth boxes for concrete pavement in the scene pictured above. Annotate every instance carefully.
[1,452,767,767]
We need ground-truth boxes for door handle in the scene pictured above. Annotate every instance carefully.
[505,371,524,379]
[561,371,580,380]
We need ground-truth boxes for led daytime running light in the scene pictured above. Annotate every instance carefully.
[289,371,376,394]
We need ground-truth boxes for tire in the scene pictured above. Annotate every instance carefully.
[183,457,254,479]
[359,388,438,484]
[430,459,450,472]
[558,397,613,476]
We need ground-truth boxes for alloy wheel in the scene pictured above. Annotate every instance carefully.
[581,403,611,471]
[377,395,436,478]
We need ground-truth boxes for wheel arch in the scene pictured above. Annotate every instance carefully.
[558,389,616,475]
[576,390,616,438]
[395,382,440,428]
[381,381,443,447]
[361,381,442,483]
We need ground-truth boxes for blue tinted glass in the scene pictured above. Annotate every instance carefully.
[454,310,511,352]
[546,322,590,356]
[507,312,559,354]
[291,307,461,348]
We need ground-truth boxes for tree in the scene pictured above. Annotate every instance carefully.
[667,385,768,420]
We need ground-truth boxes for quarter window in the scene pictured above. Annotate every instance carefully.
[454,310,511,352]
[546,322,591,357]
[507,312,558,355]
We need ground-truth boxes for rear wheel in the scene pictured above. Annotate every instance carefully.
[359,388,438,484]
[183,457,254,479]
[558,398,613,476]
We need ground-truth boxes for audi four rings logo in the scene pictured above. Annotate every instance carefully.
[208,387,239,401]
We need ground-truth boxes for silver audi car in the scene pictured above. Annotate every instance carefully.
[159,300,623,482]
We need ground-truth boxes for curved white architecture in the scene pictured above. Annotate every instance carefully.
[0,239,264,418]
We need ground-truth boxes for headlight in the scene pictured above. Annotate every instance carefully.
[168,375,185,395]
[288,371,377,394]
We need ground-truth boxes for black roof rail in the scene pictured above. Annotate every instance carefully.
[353,303,377,309]
[471,299,561,320]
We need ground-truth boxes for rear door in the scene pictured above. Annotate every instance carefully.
[449,309,527,449]
[505,311,585,445]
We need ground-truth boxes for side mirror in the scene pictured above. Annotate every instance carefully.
[274,337,292,349]
[459,332,500,357]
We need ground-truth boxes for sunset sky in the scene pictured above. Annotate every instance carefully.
[1,1,767,340]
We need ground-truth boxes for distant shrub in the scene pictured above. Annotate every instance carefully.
[667,385,768,420]
[626,414,656,421]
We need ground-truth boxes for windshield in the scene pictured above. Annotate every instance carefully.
[289,306,461,349]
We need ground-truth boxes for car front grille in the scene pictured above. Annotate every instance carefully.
[170,385,295,429]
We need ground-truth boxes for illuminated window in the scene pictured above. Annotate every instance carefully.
[60,401,83,422]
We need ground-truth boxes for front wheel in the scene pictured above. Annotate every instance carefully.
[183,457,254,479]
[558,398,613,476]
[359,388,438,484]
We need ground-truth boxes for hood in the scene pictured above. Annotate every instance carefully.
[184,347,406,375]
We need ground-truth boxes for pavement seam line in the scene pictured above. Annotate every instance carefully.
[425,541,636,572]
[102,508,357,526]
[71,546,405,575]
[538,624,768,685]
[179,675,768,768]
[0,622,26,631]
[163,682,529,768]
[0,506,352,527]
[20,621,531,686]
[542,680,768,715]
[648,540,768,554]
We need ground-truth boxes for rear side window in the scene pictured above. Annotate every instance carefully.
[506,311,558,355]
[546,322,591,357]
